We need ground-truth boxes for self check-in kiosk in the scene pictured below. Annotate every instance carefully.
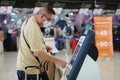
[61,29,101,80]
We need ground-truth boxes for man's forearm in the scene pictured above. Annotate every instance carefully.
[35,51,64,64]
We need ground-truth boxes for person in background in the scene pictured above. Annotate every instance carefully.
[16,5,68,80]
[71,26,79,53]
[55,24,65,50]
[49,25,54,37]
[73,25,79,37]
[55,24,63,37]
[0,27,4,53]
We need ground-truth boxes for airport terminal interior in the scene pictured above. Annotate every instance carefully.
[0,0,120,80]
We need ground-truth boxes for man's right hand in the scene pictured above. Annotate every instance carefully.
[58,60,69,68]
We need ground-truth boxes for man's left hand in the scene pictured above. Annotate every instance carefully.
[46,45,52,52]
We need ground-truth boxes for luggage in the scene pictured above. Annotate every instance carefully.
[25,66,40,80]
[25,66,49,80]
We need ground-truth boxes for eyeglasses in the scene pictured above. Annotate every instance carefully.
[42,14,51,21]
[37,11,51,21]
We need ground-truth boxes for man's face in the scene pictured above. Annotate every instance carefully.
[36,14,47,27]
[40,7,54,21]
[38,7,54,27]
[37,14,52,28]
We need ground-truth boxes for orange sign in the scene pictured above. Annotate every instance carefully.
[94,16,113,57]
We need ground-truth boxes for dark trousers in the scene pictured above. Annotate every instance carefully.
[17,70,49,80]
[17,70,40,80]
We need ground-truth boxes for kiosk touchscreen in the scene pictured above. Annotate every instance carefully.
[70,36,85,65]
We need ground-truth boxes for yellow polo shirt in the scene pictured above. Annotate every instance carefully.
[17,16,56,80]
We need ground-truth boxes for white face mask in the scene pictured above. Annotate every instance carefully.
[51,15,55,20]
[43,21,52,28]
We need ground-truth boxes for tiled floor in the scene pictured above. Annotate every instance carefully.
[0,51,120,80]
[0,52,18,80]
[97,52,120,80]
